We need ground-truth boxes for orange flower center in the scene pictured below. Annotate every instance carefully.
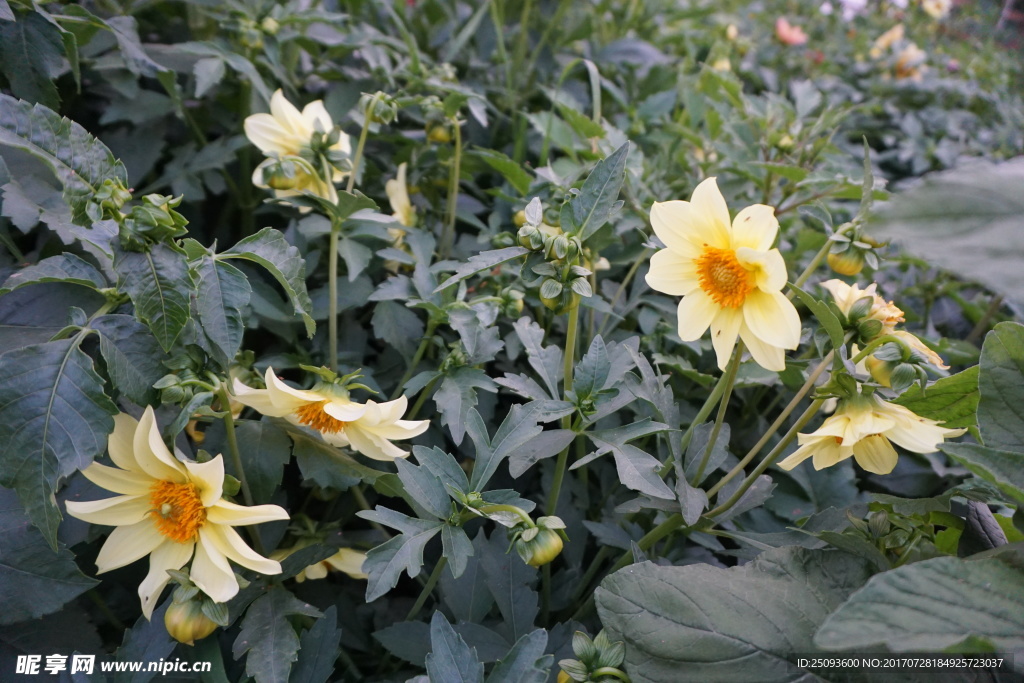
[695,246,755,308]
[295,401,348,434]
[150,481,206,543]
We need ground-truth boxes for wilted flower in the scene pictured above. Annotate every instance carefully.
[231,368,429,461]
[778,394,964,474]
[645,177,801,371]
[271,543,367,582]
[775,18,809,46]
[921,0,951,19]
[65,407,288,618]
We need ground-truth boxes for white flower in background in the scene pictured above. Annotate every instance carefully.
[232,368,429,461]
[66,407,288,618]
[271,543,368,582]
[922,0,952,19]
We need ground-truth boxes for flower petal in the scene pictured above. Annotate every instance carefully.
[244,113,294,156]
[80,462,152,496]
[191,529,239,604]
[95,520,166,573]
[182,456,225,507]
[301,99,333,134]
[303,562,329,581]
[645,248,700,296]
[813,440,855,470]
[777,442,816,470]
[322,399,369,422]
[231,378,289,417]
[265,367,324,405]
[649,201,713,253]
[207,499,290,526]
[204,524,282,576]
[852,435,899,474]
[134,407,186,483]
[269,89,311,142]
[709,307,742,370]
[743,289,801,349]
[690,177,732,247]
[736,247,788,292]
[325,548,367,579]
[138,540,194,620]
[739,319,786,371]
[345,425,408,461]
[107,413,141,472]
[730,204,778,251]
[676,290,718,342]
[66,494,151,527]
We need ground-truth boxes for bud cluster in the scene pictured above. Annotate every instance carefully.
[827,226,883,277]
[119,194,189,251]
[517,198,593,314]
[558,630,630,683]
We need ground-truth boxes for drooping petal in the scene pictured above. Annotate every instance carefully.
[675,290,718,341]
[645,248,700,296]
[107,413,141,473]
[207,499,290,526]
[777,441,816,470]
[358,418,430,441]
[325,548,368,579]
[302,562,329,581]
[739,319,786,371]
[650,201,713,253]
[736,247,788,292]
[80,462,153,496]
[134,407,186,484]
[690,178,732,248]
[730,204,778,251]
[204,524,282,576]
[138,540,194,620]
[301,100,333,134]
[264,367,324,406]
[244,113,294,156]
[812,440,854,470]
[852,435,899,474]
[231,378,290,417]
[269,89,311,142]
[66,494,151,527]
[742,289,802,350]
[322,399,369,422]
[709,307,743,370]
[345,425,408,461]
[95,520,166,573]
[191,530,239,604]
[182,456,225,507]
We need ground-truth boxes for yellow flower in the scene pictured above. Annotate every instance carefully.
[386,162,416,229]
[870,24,905,59]
[65,407,288,618]
[921,0,951,19]
[895,43,927,81]
[778,394,964,474]
[645,177,801,371]
[231,368,429,461]
[271,544,367,582]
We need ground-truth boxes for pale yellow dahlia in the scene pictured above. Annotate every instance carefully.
[778,394,964,474]
[386,162,416,229]
[66,407,288,618]
[870,24,905,59]
[271,544,367,582]
[231,368,429,461]
[646,177,801,371]
[922,0,951,19]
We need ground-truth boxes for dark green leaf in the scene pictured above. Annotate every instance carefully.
[790,283,843,354]
[507,429,576,478]
[585,419,674,499]
[0,11,64,109]
[596,548,875,682]
[289,605,341,683]
[114,602,176,683]
[977,322,1024,452]
[815,557,1024,652]
[468,403,549,490]
[893,365,978,430]
[512,317,563,399]
[574,336,610,400]
[193,256,250,368]
[479,530,538,643]
[485,629,551,683]
[442,524,474,579]
[412,445,470,497]
[572,142,629,240]
[434,247,530,293]
[437,368,497,447]
[233,421,291,504]
[233,587,322,683]
[683,422,731,484]
[0,338,117,547]
[449,309,505,365]
[372,300,425,357]
[289,427,381,490]
[362,523,443,601]
[92,314,167,405]
[0,253,106,294]
[221,228,315,337]
[116,245,193,352]
[396,457,450,519]
[471,148,532,195]
[941,443,1024,503]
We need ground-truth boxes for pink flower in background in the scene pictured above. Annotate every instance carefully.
[775,18,809,45]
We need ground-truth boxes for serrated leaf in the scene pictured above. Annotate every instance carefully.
[221,228,315,337]
[0,488,97,624]
[449,308,505,365]
[471,148,532,195]
[91,314,167,405]
[372,299,425,357]
[977,322,1024,452]
[116,245,193,352]
[574,336,610,400]
[434,247,530,292]
[511,317,563,399]
[193,255,250,368]
[0,253,106,294]
[425,612,484,683]
[892,365,978,430]
[436,368,497,447]
[233,587,322,683]
[0,338,117,547]
[507,429,576,478]
[362,524,443,601]
[468,404,549,491]
[396,457,450,519]
[596,548,875,682]
[289,605,341,683]
[413,445,470,496]
[0,94,127,224]
[485,629,551,683]
[815,556,1024,652]
[573,142,629,240]
[479,530,538,643]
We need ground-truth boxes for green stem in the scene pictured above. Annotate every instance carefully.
[406,557,447,621]
[850,334,910,364]
[546,305,581,516]
[598,247,650,339]
[476,504,534,526]
[328,219,341,372]
[352,485,390,539]
[407,376,438,420]
[217,385,265,555]
[705,351,832,499]
[592,667,631,683]
[789,220,856,291]
[391,320,437,400]
[691,343,743,485]
[657,368,730,477]
[440,117,463,259]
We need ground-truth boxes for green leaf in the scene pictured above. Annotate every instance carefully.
[426,611,485,683]
[868,157,1024,302]
[192,255,250,368]
[468,403,550,491]
[977,322,1024,452]
[232,421,291,504]
[437,368,497,447]
[434,247,530,292]
[0,1,14,21]
[595,548,875,682]
[0,488,97,625]
[395,457,450,519]
[471,148,532,195]
[361,522,443,601]
[485,630,551,683]
[371,300,425,357]
[289,605,341,683]
[750,161,809,182]
[0,11,65,109]
[221,228,315,337]
[116,245,193,352]
[91,314,167,406]
[892,365,978,430]
[233,587,322,683]
[511,317,563,399]
[288,427,381,490]
[449,309,505,365]
[412,445,470,496]
[114,602,176,683]
[479,530,538,643]
[0,338,117,547]
[574,335,610,400]
[0,94,127,224]
[0,253,107,294]
[789,283,844,355]
[60,9,168,78]
[442,524,475,579]
[941,443,1024,503]
[507,429,576,478]
[815,556,1024,652]
[585,419,674,499]
[572,141,629,240]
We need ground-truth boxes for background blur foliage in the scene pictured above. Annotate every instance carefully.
[1,0,1023,681]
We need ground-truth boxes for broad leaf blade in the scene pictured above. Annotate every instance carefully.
[115,245,193,352]
[233,588,322,683]
[977,322,1024,452]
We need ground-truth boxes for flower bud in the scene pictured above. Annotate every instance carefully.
[426,121,452,143]
[164,599,218,646]
[865,355,892,387]
[828,249,866,276]
[260,17,279,34]
[523,528,564,567]
[513,210,527,227]
[857,318,884,340]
